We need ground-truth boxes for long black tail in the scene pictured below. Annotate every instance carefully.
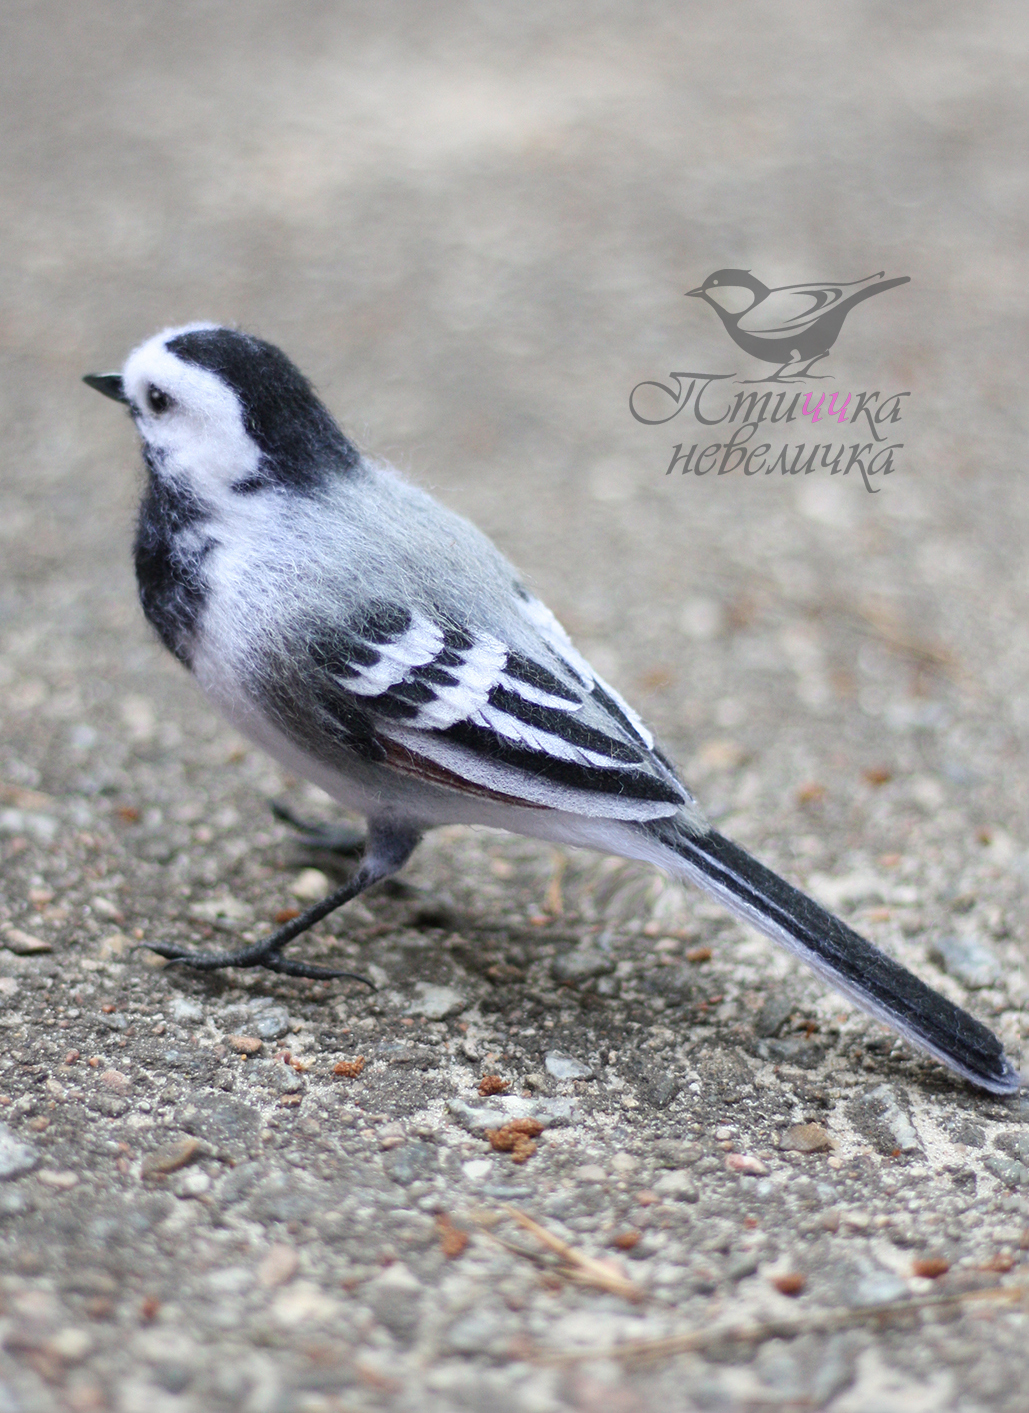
[645,818,1019,1095]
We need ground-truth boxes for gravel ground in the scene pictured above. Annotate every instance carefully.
[2,3,1029,1410]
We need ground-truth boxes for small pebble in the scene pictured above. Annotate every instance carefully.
[0,1122,39,1180]
[100,1070,131,1094]
[46,1327,92,1362]
[545,1051,593,1081]
[90,897,124,922]
[405,983,467,1020]
[141,1137,200,1179]
[37,1169,79,1189]
[2,927,51,955]
[653,1171,699,1202]
[983,1154,1029,1188]
[249,1006,291,1041]
[654,1140,702,1169]
[176,1169,211,1197]
[771,1272,806,1296]
[912,1256,950,1279]
[478,1074,509,1096]
[291,868,331,901]
[782,1123,833,1154]
[726,1153,768,1176]
[227,1035,263,1056]
[258,1243,299,1287]
[169,996,203,1023]
[576,1164,607,1182]
[725,1252,761,1282]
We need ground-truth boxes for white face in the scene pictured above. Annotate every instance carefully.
[121,323,262,498]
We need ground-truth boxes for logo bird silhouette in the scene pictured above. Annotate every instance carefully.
[686,269,910,381]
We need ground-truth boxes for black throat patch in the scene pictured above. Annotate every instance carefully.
[134,448,215,667]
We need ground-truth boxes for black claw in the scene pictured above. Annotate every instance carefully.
[263,957,376,984]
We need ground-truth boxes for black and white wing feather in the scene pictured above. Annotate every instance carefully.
[293,595,692,821]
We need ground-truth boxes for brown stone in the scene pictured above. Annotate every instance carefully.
[226,1034,263,1055]
[140,1137,200,1179]
[782,1123,834,1154]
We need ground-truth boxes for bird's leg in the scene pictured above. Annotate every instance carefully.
[270,799,366,857]
[144,820,421,980]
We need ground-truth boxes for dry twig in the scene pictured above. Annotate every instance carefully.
[500,1206,646,1303]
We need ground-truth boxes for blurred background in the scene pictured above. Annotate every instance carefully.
[2,0,1027,926]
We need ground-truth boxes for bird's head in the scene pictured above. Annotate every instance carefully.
[84,324,356,506]
[685,269,769,316]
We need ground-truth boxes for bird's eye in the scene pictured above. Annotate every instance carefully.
[147,384,172,414]
[712,279,719,286]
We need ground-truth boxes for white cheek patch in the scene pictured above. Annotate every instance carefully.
[122,327,263,498]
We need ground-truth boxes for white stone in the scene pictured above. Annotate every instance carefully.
[405,982,467,1020]
[0,1123,38,1180]
[291,868,331,901]
[271,1281,338,1326]
[545,1051,593,1081]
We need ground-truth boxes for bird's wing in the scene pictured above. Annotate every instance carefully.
[297,596,691,820]
[736,275,885,336]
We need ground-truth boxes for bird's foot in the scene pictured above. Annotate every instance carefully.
[142,868,382,982]
[270,800,366,857]
[142,821,418,983]
[141,936,374,982]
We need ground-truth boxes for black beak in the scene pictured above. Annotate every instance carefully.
[684,287,705,298]
[83,372,128,404]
